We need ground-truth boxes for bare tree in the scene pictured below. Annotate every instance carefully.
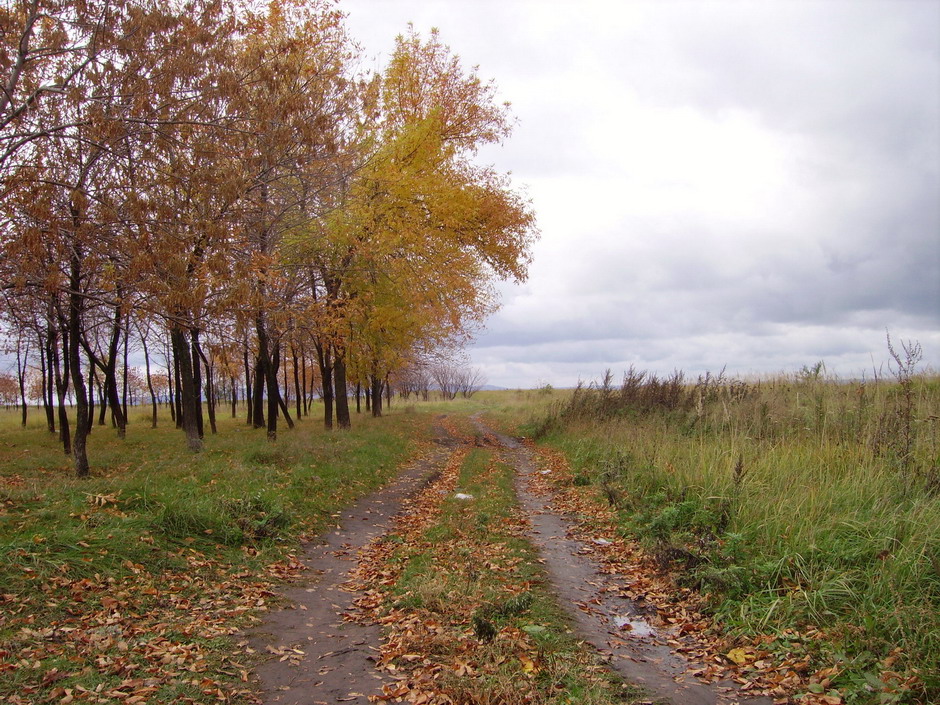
[458,367,487,398]
[431,362,459,401]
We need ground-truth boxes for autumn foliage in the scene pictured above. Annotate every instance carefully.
[0,1,536,475]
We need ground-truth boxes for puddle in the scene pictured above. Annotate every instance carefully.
[613,614,656,638]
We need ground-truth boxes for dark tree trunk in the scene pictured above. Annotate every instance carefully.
[315,342,333,430]
[15,343,28,426]
[103,303,127,438]
[40,335,56,432]
[142,335,158,428]
[122,320,129,420]
[52,329,70,455]
[291,343,301,421]
[355,383,361,414]
[166,365,175,422]
[86,363,94,434]
[263,332,279,441]
[67,247,89,477]
[386,373,392,408]
[276,349,295,431]
[230,376,237,418]
[195,340,217,435]
[300,348,308,416]
[252,352,266,429]
[173,344,183,428]
[334,353,350,429]
[365,387,370,412]
[170,327,202,451]
[243,342,253,425]
[165,337,175,422]
[97,370,107,426]
[190,330,204,439]
[371,374,383,418]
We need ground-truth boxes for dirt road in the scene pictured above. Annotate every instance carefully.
[248,433,456,704]
[250,417,774,704]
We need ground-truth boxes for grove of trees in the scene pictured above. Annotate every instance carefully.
[0,0,536,476]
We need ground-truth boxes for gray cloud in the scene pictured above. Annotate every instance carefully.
[343,0,940,388]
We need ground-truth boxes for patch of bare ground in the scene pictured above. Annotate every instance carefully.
[247,438,456,705]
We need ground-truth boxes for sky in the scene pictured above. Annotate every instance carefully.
[342,0,940,388]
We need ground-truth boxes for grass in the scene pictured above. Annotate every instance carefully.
[0,402,427,704]
[524,369,939,705]
[376,444,642,704]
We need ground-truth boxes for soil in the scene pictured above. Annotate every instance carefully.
[249,417,774,705]
[247,436,455,705]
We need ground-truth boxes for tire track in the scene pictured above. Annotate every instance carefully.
[248,433,457,705]
[473,416,773,705]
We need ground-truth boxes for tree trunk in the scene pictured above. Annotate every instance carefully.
[170,346,183,428]
[86,363,94,434]
[276,349,295,431]
[142,335,158,428]
[15,343,27,426]
[291,343,302,421]
[230,376,237,418]
[40,335,56,432]
[102,303,127,438]
[97,370,108,426]
[122,320,129,421]
[195,339,217,435]
[300,348,308,416]
[334,353,351,429]
[315,342,333,429]
[265,335,279,441]
[355,382,361,414]
[253,315,278,439]
[371,374,383,418]
[244,342,253,425]
[67,245,90,477]
[166,365,175,423]
[52,329,71,455]
[190,330,204,439]
[170,327,202,451]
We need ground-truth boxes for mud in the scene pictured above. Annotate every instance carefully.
[477,419,773,705]
[248,442,453,705]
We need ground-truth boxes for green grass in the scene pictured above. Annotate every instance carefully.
[526,373,939,705]
[0,403,427,704]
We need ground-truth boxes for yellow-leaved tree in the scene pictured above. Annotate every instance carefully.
[296,27,536,422]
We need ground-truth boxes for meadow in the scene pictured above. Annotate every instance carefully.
[2,364,938,704]
[519,364,939,704]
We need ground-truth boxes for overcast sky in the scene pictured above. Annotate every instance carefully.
[343,0,940,388]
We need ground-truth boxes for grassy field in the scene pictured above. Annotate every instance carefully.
[0,404,427,704]
[3,373,938,704]
[518,370,939,705]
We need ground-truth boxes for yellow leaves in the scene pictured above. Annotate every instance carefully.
[519,654,537,675]
[726,647,752,666]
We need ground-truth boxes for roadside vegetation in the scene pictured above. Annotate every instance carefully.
[524,345,939,705]
[0,408,424,704]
